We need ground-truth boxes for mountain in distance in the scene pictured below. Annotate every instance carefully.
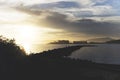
[88,37,114,43]
[106,39,120,43]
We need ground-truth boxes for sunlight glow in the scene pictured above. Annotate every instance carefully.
[14,25,61,54]
[21,43,31,54]
[15,25,39,54]
[0,23,63,54]
[0,6,65,54]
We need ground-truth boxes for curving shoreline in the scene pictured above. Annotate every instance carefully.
[0,39,120,80]
[26,45,120,80]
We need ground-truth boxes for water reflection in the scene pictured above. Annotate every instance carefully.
[70,44,120,64]
[30,44,79,53]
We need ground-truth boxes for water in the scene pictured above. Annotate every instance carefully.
[30,44,120,64]
[30,44,79,53]
[70,44,120,64]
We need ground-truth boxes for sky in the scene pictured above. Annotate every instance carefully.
[0,0,120,52]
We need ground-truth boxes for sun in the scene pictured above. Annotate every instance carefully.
[0,23,63,54]
[15,25,38,54]
[21,43,31,54]
[14,25,57,54]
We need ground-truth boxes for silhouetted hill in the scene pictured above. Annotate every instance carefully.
[49,40,70,44]
[1,36,120,80]
[88,37,113,43]
[106,39,120,43]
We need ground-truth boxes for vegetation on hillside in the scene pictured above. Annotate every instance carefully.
[0,36,120,80]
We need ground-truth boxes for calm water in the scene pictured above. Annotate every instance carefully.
[70,44,120,64]
[31,44,120,64]
[30,44,79,53]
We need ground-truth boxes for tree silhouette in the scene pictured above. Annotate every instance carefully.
[0,36,26,80]
[0,36,120,80]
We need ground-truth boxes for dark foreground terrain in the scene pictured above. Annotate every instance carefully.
[0,37,120,80]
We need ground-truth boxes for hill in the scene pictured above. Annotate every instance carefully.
[0,36,120,80]
[106,39,120,43]
[88,37,113,43]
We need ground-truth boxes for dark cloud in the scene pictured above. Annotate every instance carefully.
[15,7,120,38]
[35,11,120,37]
[15,7,43,15]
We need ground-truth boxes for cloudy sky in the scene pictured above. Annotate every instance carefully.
[0,0,120,52]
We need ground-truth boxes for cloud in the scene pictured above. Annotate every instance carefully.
[1,0,120,17]
[28,1,80,9]
[64,5,115,18]
[25,0,119,19]
[16,7,120,38]
[0,0,120,42]
[2,0,120,39]
[40,12,120,37]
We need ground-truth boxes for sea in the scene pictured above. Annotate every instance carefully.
[30,44,120,65]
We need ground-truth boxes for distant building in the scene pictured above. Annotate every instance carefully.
[50,40,70,44]
[73,41,87,44]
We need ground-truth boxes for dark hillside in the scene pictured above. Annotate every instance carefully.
[0,36,120,80]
